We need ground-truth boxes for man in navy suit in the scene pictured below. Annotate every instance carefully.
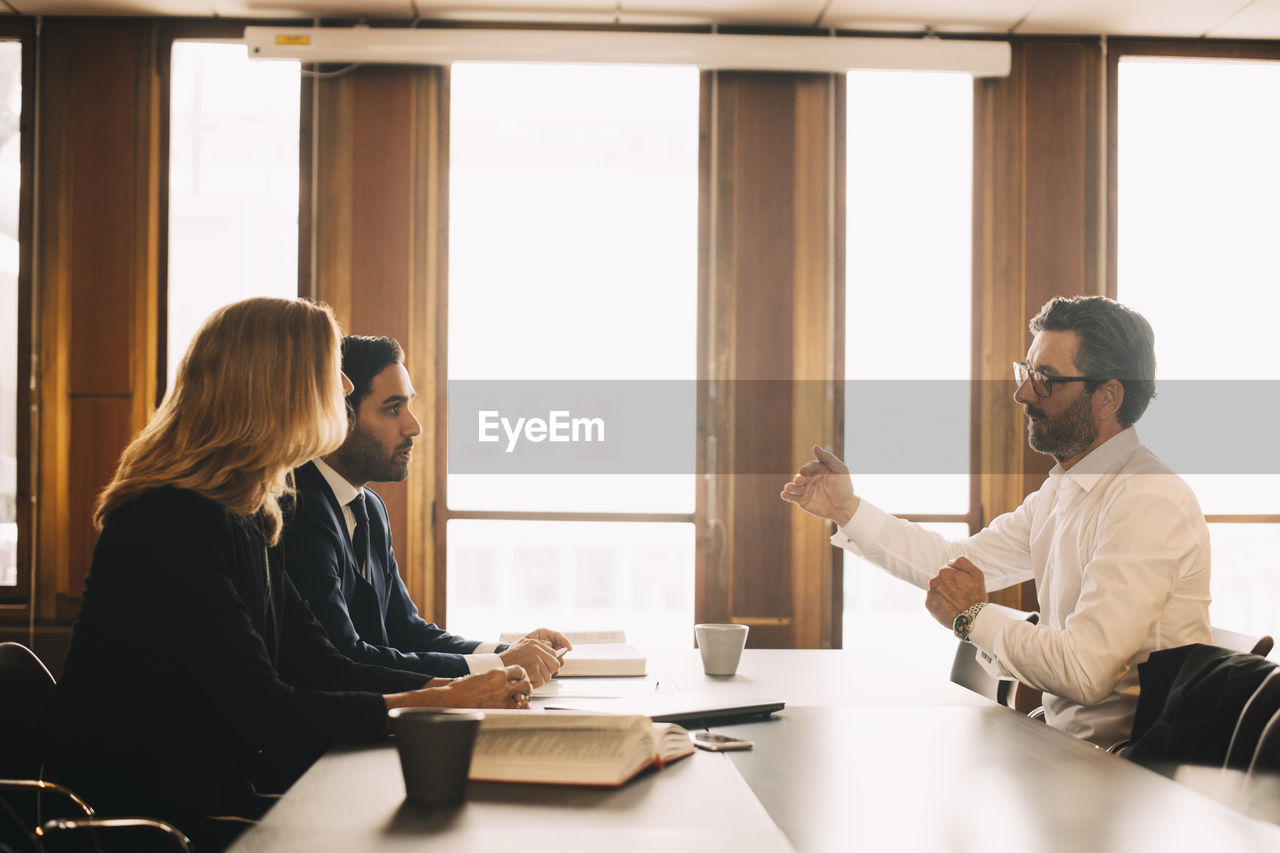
[281,335,570,686]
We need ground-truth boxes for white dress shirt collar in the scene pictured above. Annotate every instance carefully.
[311,456,363,507]
[1050,426,1141,496]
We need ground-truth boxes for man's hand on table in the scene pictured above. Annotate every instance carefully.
[385,665,534,717]
[499,637,563,688]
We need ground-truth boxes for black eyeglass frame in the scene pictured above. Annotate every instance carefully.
[1012,361,1109,399]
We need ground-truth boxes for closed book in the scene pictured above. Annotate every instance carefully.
[468,711,694,787]
[501,630,647,677]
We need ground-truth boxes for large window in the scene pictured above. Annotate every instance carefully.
[445,63,698,650]
[1116,54,1280,638]
[843,70,974,652]
[167,41,300,385]
[0,41,20,589]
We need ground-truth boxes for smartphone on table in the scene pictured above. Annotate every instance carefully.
[692,731,754,752]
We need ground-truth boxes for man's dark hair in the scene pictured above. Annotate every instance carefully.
[1029,296,1156,428]
[341,335,404,417]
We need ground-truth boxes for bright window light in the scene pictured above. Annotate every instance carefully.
[844,70,972,515]
[0,41,20,588]
[843,70,973,651]
[1117,56,1280,638]
[446,63,697,646]
[168,42,300,387]
[448,519,694,653]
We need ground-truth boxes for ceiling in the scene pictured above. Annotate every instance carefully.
[2,0,1280,40]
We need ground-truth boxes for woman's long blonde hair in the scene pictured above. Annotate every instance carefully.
[94,297,348,543]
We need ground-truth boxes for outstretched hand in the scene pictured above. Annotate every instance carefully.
[780,444,860,527]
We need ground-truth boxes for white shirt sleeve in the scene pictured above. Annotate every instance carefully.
[968,488,1202,706]
[832,495,1039,592]
[464,650,504,675]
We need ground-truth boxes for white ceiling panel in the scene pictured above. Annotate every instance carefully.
[1018,0,1249,36]
[407,1,627,25]
[621,0,826,26]
[220,0,413,16]
[1207,0,1280,38]
[821,0,1032,33]
[3,0,1280,39]
[10,0,216,13]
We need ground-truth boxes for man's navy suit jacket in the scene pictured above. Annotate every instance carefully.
[279,461,478,677]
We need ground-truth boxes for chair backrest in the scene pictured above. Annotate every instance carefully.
[1212,627,1274,658]
[950,642,1005,703]
[1224,669,1280,770]
[1247,706,1280,777]
[0,642,57,778]
[949,605,1039,710]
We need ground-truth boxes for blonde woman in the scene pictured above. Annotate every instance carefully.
[42,298,530,847]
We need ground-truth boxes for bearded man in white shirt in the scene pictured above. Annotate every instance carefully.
[781,296,1211,748]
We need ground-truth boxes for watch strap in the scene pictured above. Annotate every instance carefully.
[953,601,987,642]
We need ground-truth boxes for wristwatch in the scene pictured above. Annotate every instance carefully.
[953,602,987,642]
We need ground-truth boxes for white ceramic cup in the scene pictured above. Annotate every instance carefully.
[695,623,749,676]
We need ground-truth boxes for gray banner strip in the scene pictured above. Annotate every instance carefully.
[446,380,1278,475]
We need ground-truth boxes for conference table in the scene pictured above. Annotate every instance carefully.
[228,649,1280,852]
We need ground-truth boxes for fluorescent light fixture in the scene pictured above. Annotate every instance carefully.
[241,27,1011,77]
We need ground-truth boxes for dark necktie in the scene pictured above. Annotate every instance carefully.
[349,493,370,578]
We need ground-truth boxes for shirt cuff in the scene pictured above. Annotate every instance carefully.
[464,653,504,675]
[471,642,500,654]
[829,499,890,552]
[968,603,1015,677]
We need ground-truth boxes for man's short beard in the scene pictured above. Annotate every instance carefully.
[1026,390,1098,463]
[333,426,410,484]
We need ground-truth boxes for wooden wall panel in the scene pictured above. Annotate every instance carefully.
[702,72,838,648]
[67,27,138,395]
[314,65,445,621]
[972,47,1027,566]
[36,20,161,621]
[973,39,1103,611]
[65,397,133,597]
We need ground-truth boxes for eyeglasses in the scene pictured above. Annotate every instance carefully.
[1012,361,1105,399]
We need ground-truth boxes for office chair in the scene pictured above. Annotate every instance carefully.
[1247,707,1280,777]
[1211,627,1273,659]
[949,606,1042,715]
[1100,629,1274,756]
[952,624,1275,755]
[1224,669,1280,771]
[0,642,193,853]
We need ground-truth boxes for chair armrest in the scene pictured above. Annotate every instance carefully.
[44,817,194,852]
[0,778,95,816]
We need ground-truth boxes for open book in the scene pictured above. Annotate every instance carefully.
[468,711,694,787]
[501,630,646,677]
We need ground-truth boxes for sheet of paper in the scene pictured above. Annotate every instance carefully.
[532,675,660,700]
